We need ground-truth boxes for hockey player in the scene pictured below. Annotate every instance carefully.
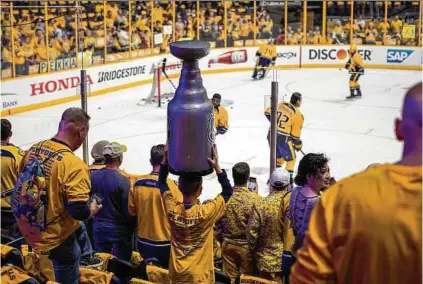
[252,38,277,80]
[345,44,364,99]
[212,93,229,135]
[265,92,304,185]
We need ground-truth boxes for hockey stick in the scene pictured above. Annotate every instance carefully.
[161,58,178,91]
[300,149,306,156]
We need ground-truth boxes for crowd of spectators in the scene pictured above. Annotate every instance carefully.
[1,1,421,78]
[1,82,421,284]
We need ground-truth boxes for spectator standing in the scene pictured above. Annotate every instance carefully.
[89,140,110,172]
[158,145,233,283]
[221,162,258,283]
[278,153,330,284]
[289,153,331,253]
[247,168,290,284]
[291,82,422,284]
[12,108,102,284]
[91,142,135,261]
[1,119,25,245]
[128,144,183,268]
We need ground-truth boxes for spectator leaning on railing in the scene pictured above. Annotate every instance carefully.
[291,82,422,284]
[158,145,233,283]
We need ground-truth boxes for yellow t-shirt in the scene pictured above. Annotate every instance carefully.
[291,164,422,284]
[163,191,226,283]
[2,47,12,63]
[15,139,90,253]
[1,143,25,209]
[391,19,403,34]
[128,173,182,242]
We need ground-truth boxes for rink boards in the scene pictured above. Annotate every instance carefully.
[1,45,421,116]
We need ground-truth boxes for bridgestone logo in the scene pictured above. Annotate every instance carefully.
[98,66,146,83]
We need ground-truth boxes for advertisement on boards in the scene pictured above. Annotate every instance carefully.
[302,45,377,65]
[386,49,415,64]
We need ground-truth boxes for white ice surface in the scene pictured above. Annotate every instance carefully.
[6,68,421,201]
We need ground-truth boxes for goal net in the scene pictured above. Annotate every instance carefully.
[138,59,182,107]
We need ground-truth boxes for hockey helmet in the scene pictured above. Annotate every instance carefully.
[350,44,358,53]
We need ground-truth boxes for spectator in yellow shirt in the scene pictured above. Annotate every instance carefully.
[1,38,13,70]
[1,119,25,246]
[158,146,233,284]
[247,168,291,283]
[34,38,48,63]
[13,108,102,284]
[365,23,378,44]
[84,30,96,51]
[312,30,324,44]
[221,162,259,283]
[291,82,422,284]
[129,144,182,268]
[391,15,403,34]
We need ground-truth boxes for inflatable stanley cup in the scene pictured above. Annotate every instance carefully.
[167,41,214,176]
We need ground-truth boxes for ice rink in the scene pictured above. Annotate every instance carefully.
[6,68,421,201]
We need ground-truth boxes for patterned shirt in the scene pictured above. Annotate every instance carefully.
[247,190,285,272]
[222,186,260,246]
[289,186,320,252]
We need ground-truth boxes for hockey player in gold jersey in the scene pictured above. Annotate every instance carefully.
[212,93,229,135]
[345,44,364,99]
[265,93,304,184]
[1,119,25,243]
[252,38,277,80]
[291,82,422,284]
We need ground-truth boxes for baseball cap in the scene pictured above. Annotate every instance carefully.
[269,168,290,188]
[103,142,128,159]
[91,140,110,160]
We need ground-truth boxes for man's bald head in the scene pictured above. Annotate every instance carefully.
[401,82,422,128]
[395,82,422,165]
[57,108,90,151]
[60,108,91,127]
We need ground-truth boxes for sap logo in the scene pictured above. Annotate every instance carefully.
[387,49,414,63]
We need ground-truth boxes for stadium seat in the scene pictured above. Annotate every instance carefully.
[106,257,139,278]
[1,244,24,269]
[128,278,154,284]
[235,274,279,284]
[80,267,120,284]
[1,265,39,284]
[214,269,231,284]
[145,265,169,283]
[95,252,116,271]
